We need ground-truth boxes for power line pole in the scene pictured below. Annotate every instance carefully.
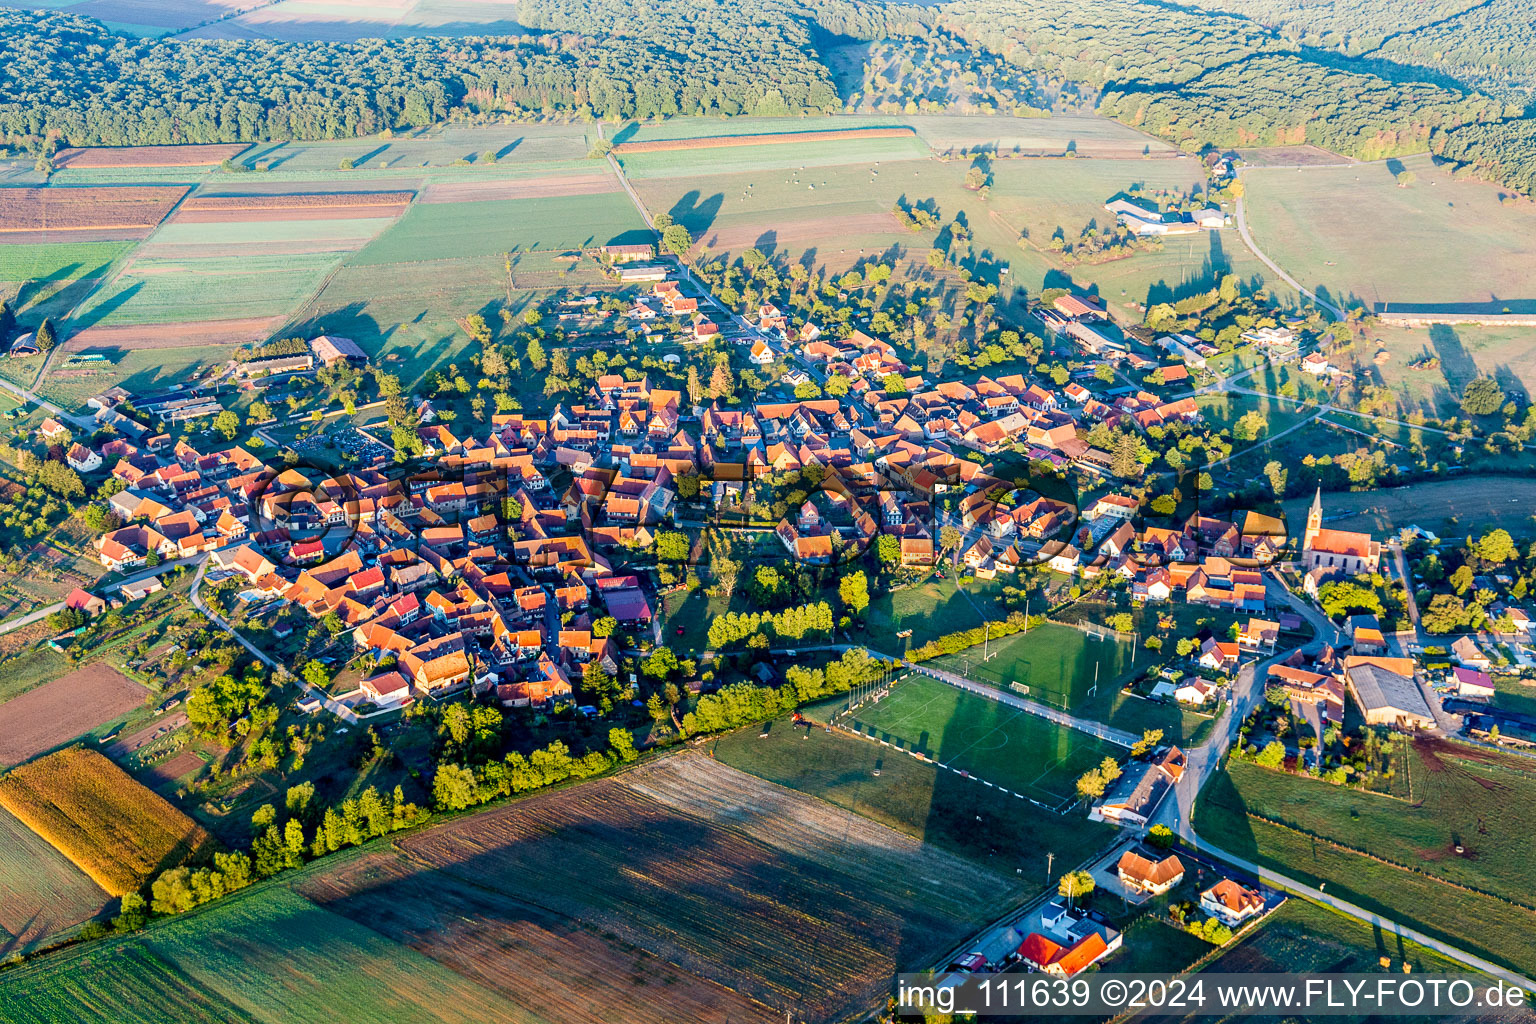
[1046,851,1055,884]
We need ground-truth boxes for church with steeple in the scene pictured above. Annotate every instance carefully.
[1301,487,1381,585]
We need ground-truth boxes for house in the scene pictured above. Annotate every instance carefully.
[361,670,412,705]
[1452,635,1492,669]
[8,332,38,356]
[1237,617,1279,652]
[1453,666,1495,699]
[1016,931,1113,976]
[38,417,70,444]
[1091,749,1184,827]
[1200,878,1264,926]
[749,339,775,365]
[1344,657,1434,729]
[1174,679,1217,705]
[65,442,102,473]
[1117,850,1185,895]
[1197,637,1241,671]
[64,587,107,618]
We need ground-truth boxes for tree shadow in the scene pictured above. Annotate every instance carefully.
[66,280,144,333]
[667,190,724,238]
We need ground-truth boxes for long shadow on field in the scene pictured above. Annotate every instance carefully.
[294,788,983,1024]
[65,280,143,334]
[667,190,723,238]
[1428,323,1479,387]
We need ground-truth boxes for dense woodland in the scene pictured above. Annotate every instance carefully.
[1,0,1535,194]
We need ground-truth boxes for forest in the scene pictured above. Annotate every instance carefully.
[1,0,1534,196]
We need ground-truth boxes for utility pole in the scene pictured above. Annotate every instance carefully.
[1046,851,1055,883]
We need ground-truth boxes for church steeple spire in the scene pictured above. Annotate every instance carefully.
[1304,486,1322,551]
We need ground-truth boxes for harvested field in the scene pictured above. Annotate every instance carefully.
[0,663,147,766]
[143,749,204,788]
[62,316,285,352]
[173,190,414,222]
[418,173,619,203]
[0,806,107,959]
[0,186,188,234]
[0,747,216,895]
[303,751,1010,1024]
[1280,474,1536,539]
[53,144,250,169]
[701,211,907,251]
[613,126,916,153]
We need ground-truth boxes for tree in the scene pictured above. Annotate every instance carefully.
[212,409,239,440]
[1147,824,1175,850]
[301,660,331,691]
[1395,170,1417,187]
[662,224,693,259]
[1076,768,1108,800]
[34,317,56,352]
[876,533,901,566]
[654,530,691,562]
[881,372,908,395]
[1264,460,1288,497]
[1254,740,1286,769]
[1058,869,1095,907]
[432,763,478,811]
[1233,411,1267,442]
[1094,362,1114,382]
[525,335,547,371]
[1131,728,1164,757]
[839,570,869,616]
[1461,377,1505,417]
[608,727,638,762]
[1475,528,1515,564]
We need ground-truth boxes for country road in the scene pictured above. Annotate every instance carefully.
[1235,189,1346,320]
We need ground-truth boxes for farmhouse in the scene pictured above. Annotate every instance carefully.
[1454,666,1495,699]
[66,443,102,473]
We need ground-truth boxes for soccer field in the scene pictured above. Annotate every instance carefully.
[835,674,1119,807]
[929,622,1145,712]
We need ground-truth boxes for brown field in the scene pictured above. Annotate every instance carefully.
[419,174,619,203]
[62,315,287,352]
[701,211,909,251]
[142,749,204,789]
[300,752,1013,1024]
[0,186,189,234]
[0,663,147,767]
[0,747,216,895]
[612,126,916,154]
[0,227,152,246]
[52,143,250,169]
[0,807,107,959]
[1234,145,1352,167]
[173,190,415,223]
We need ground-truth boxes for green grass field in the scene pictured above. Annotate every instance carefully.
[865,578,986,650]
[1195,743,1536,976]
[145,217,397,252]
[712,710,1112,876]
[349,192,648,264]
[929,622,1140,711]
[618,135,934,179]
[1244,153,1536,313]
[1279,473,1536,540]
[1363,322,1536,418]
[820,673,1120,805]
[0,240,134,319]
[75,253,342,326]
[38,345,231,411]
[0,885,526,1024]
[0,805,107,959]
[0,648,71,705]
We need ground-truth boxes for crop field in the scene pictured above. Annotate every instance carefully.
[52,143,251,169]
[230,124,590,175]
[350,192,649,263]
[0,747,215,895]
[300,752,1009,1024]
[0,647,71,706]
[140,217,401,258]
[713,711,1111,874]
[612,126,916,154]
[826,673,1120,805]
[1243,153,1536,312]
[908,113,1179,156]
[74,252,342,326]
[0,663,148,766]
[1280,473,1536,539]
[619,134,933,180]
[417,172,620,202]
[173,190,414,221]
[0,806,107,959]
[1195,742,1536,976]
[928,621,1143,711]
[0,239,132,318]
[0,887,528,1024]
[0,186,188,236]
